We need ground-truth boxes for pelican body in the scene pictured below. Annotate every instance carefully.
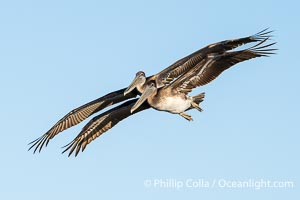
[132,81,203,120]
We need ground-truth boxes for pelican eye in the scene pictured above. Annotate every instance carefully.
[136,71,145,77]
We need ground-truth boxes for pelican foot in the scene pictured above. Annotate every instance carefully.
[179,112,193,121]
[191,101,203,112]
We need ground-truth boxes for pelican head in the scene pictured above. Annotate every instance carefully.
[130,81,157,113]
[124,71,146,96]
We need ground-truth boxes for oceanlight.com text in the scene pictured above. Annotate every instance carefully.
[143,178,294,190]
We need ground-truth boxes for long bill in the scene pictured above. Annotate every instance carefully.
[130,85,156,113]
[124,76,144,96]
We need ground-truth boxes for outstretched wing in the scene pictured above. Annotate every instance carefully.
[171,38,276,94]
[28,88,138,153]
[62,99,150,157]
[155,28,273,86]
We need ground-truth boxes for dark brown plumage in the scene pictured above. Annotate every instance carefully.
[172,38,276,94]
[28,88,138,153]
[61,99,150,157]
[153,28,272,87]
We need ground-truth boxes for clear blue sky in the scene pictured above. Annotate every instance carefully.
[1,0,299,199]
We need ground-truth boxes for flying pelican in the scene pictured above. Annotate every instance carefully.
[28,29,275,156]
[130,38,276,121]
[123,29,272,96]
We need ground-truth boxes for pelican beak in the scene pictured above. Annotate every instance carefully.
[124,76,144,96]
[131,85,156,113]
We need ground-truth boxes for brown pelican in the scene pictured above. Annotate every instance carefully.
[124,29,272,96]
[130,38,276,121]
[28,29,275,156]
